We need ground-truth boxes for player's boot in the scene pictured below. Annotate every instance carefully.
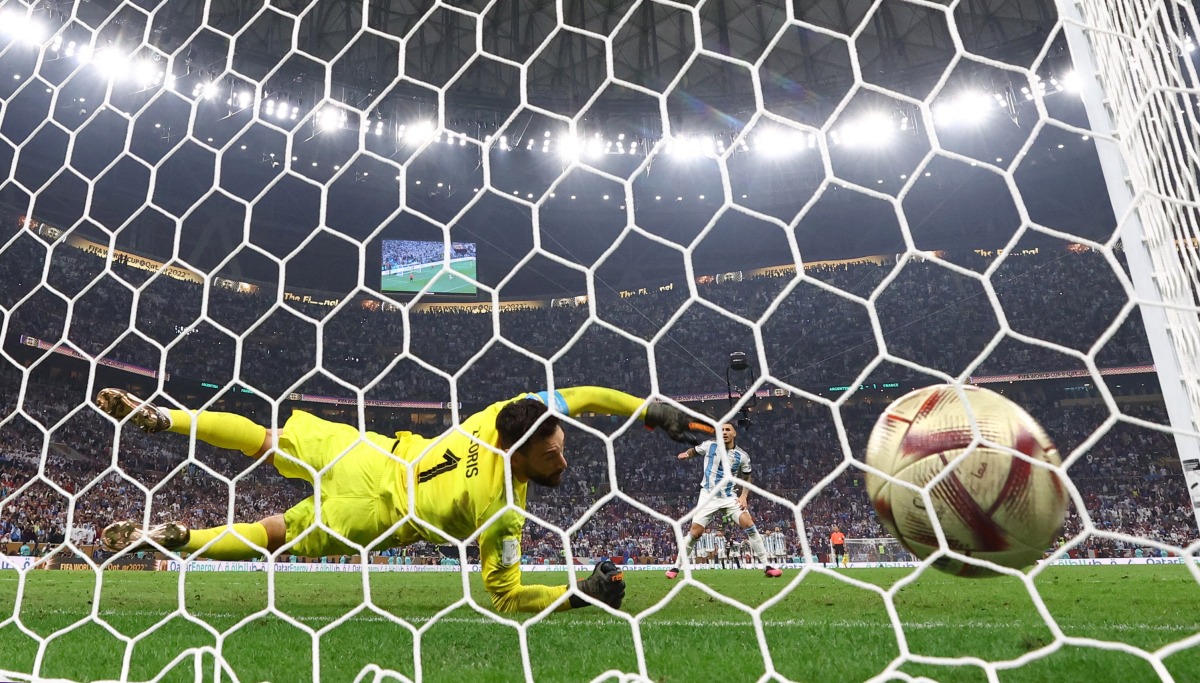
[665,566,680,579]
[95,388,172,433]
[764,566,783,578]
[101,521,190,553]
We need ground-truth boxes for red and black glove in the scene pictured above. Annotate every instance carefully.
[644,403,715,446]
[569,560,626,609]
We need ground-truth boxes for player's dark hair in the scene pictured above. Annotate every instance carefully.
[496,399,561,451]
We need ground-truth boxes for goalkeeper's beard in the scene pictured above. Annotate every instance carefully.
[528,466,566,488]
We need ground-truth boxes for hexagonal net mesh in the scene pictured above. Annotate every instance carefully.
[0,0,1199,680]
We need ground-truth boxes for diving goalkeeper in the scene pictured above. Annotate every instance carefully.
[95,387,712,614]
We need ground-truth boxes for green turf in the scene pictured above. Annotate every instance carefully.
[382,261,477,294]
[0,566,1196,682]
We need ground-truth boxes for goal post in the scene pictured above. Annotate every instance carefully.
[1055,0,1200,531]
[842,537,919,565]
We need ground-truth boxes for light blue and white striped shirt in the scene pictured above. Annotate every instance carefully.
[695,440,752,498]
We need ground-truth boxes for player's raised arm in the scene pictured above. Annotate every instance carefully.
[546,386,715,445]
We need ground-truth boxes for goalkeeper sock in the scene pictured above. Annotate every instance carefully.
[746,526,769,566]
[182,523,271,560]
[168,411,268,456]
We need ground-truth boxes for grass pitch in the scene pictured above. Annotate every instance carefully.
[0,565,1196,682]
[381,261,477,294]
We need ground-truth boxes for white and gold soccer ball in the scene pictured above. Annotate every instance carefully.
[865,384,1069,576]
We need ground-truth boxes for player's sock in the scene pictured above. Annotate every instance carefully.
[168,411,268,456]
[746,526,769,566]
[181,523,271,560]
[681,534,699,566]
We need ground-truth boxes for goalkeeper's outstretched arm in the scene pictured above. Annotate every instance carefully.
[550,386,715,446]
[479,532,623,613]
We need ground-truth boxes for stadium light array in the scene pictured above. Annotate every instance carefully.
[933,90,1001,126]
[2,12,1096,174]
[315,105,353,131]
[0,9,47,46]
[755,129,809,157]
[192,80,220,100]
[90,49,129,81]
[405,120,435,144]
[1059,70,1082,93]
[265,99,297,120]
[559,133,582,161]
[839,112,895,148]
[134,60,165,88]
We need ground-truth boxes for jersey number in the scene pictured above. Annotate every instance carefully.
[417,450,461,483]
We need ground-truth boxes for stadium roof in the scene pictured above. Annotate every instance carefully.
[0,0,1116,297]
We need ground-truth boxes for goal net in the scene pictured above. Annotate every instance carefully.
[843,538,918,566]
[0,0,1198,681]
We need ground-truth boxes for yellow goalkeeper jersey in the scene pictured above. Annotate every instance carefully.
[387,390,574,613]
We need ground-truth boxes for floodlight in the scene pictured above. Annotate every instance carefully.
[91,50,127,81]
[318,107,341,131]
[840,112,894,148]
[134,60,161,87]
[406,120,435,143]
[0,11,45,46]
[559,134,581,161]
[1061,70,1082,93]
[934,91,994,126]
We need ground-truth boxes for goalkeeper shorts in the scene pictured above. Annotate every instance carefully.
[276,410,405,558]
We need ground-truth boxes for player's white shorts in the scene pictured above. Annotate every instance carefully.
[717,548,727,559]
[692,494,743,528]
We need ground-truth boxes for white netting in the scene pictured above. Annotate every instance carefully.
[0,0,1199,680]
[843,538,917,565]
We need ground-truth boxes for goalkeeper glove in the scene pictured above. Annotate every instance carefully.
[569,560,625,609]
[644,403,715,446]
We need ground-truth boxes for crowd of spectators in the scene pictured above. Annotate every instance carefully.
[0,213,1191,565]
[0,222,1153,408]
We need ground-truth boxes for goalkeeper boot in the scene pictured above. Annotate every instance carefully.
[764,566,783,578]
[95,388,172,433]
[665,566,680,579]
[101,521,190,553]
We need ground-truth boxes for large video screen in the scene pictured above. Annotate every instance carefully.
[380,239,478,295]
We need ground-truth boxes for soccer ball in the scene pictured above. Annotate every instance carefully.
[865,384,1068,576]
